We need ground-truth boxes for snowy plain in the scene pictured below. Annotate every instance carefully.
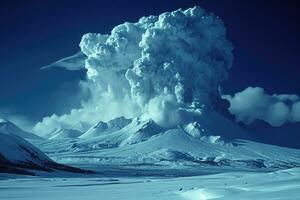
[1,168,300,200]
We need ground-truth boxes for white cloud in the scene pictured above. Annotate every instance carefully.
[34,6,233,134]
[223,87,300,127]
[291,102,300,122]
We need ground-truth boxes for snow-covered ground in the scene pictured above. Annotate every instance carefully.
[1,168,300,200]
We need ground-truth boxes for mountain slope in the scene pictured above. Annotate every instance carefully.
[32,116,300,171]
[49,128,83,140]
[0,118,41,140]
[0,131,93,175]
[80,117,132,138]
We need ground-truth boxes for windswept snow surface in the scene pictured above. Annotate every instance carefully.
[1,168,300,200]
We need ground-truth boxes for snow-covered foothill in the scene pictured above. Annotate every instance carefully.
[0,129,92,175]
[0,118,41,140]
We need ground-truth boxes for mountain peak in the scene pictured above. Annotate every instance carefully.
[0,119,41,140]
[80,117,132,139]
[0,118,9,123]
[49,128,83,140]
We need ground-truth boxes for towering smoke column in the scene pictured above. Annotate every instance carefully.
[35,6,233,133]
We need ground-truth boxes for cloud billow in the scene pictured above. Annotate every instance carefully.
[223,87,300,127]
[34,6,233,134]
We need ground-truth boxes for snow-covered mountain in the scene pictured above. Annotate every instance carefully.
[1,110,298,175]
[49,128,83,140]
[80,117,132,138]
[78,118,164,147]
[0,131,94,175]
[0,120,94,175]
[0,118,41,140]
[32,115,300,171]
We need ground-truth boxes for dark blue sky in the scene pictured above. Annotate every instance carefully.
[0,0,300,123]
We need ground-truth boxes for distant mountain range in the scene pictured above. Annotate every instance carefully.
[1,115,300,176]
[29,115,300,172]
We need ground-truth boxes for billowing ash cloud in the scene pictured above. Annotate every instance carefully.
[34,6,233,134]
[223,87,300,127]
